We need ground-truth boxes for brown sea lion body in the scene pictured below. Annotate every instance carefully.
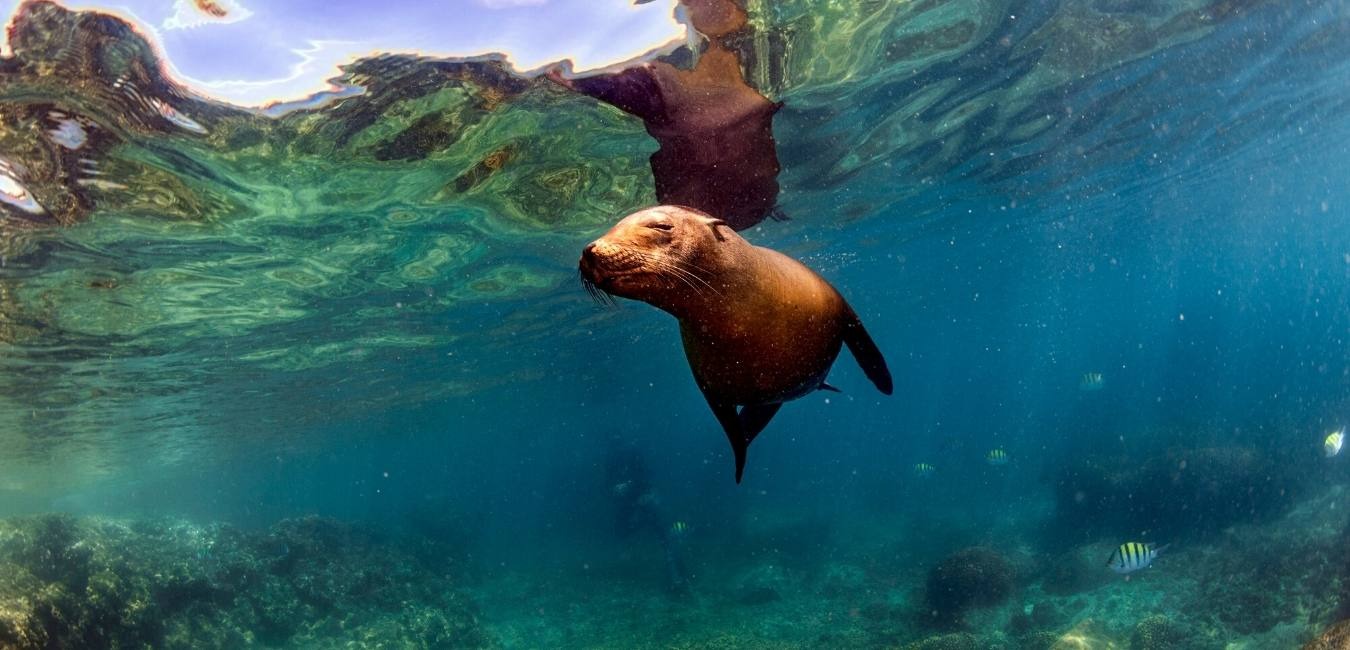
[580,206,892,482]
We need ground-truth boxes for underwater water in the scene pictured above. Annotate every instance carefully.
[0,0,1349,647]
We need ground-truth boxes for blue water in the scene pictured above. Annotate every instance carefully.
[0,0,1348,647]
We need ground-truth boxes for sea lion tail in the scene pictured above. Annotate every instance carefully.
[732,438,748,484]
[708,402,784,483]
[842,310,893,395]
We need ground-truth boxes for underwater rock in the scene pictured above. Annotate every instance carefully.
[904,631,982,650]
[1303,619,1350,650]
[1011,601,1068,637]
[1050,446,1303,541]
[923,546,1015,627]
[1128,614,1219,650]
[1019,630,1064,650]
[0,514,496,650]
[1049,619,1120,650]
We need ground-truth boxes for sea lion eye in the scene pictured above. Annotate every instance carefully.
[648,222,674,231]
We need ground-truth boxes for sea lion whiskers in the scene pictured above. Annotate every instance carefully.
[631,249,722,298]
[578,269,615,306]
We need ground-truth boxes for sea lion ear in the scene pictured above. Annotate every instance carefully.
[701,217,730,241]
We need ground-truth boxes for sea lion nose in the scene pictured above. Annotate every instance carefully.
[580,242,599,271]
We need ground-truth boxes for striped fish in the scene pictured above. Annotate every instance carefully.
[1107,542,1167,574]
[1326,428,1345,458]
[986,448,1009,466]
[913,463,936,478]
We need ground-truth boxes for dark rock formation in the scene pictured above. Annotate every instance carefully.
[923,546,1015,628]
[1049,446,1304,541]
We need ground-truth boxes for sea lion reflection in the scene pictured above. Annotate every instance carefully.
[548,0,781,231]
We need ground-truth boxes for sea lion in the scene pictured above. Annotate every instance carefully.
[547,0,782,231]
[580,205,893,483]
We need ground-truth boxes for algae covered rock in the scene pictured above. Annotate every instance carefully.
[1303,619,1350,650]
[923,546,1015,627]
[905,631,983,650]
[0,514,496,650]
[1128,614,1220,650]
[1049,619,1120,650]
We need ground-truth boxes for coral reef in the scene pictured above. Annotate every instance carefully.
[0,514,495,649]
[923,546,1015,627]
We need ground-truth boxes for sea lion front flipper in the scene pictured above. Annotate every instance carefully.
[842,311,893,395]
[706,399,751,484]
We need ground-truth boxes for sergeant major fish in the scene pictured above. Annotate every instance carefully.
[1326,428,1345,458]
[1107,542,1168,574]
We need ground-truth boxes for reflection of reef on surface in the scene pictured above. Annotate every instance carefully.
[0,514,495,649]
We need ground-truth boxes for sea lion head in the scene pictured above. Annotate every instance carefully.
[579,205,732,313]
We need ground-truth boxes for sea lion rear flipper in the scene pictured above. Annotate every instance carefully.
[842,311,893,395]
[707,401,750,484]
[738,403,782,445]
[709,402,782,483]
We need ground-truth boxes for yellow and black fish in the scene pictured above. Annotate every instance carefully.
[985,448,1009,466]
[1326,428,1345,458]
[1106,542,1167,574]
[913,463,936,478]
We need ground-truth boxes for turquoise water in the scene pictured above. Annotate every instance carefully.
[0,0,1348,648]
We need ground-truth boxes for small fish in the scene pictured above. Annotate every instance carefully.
[1326,428,1345,458]
[670,521,690,537]
[1080,372,1105,391]
[986,448,1009,466]
[1107,542,1167,574]
[913,463,936,478]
